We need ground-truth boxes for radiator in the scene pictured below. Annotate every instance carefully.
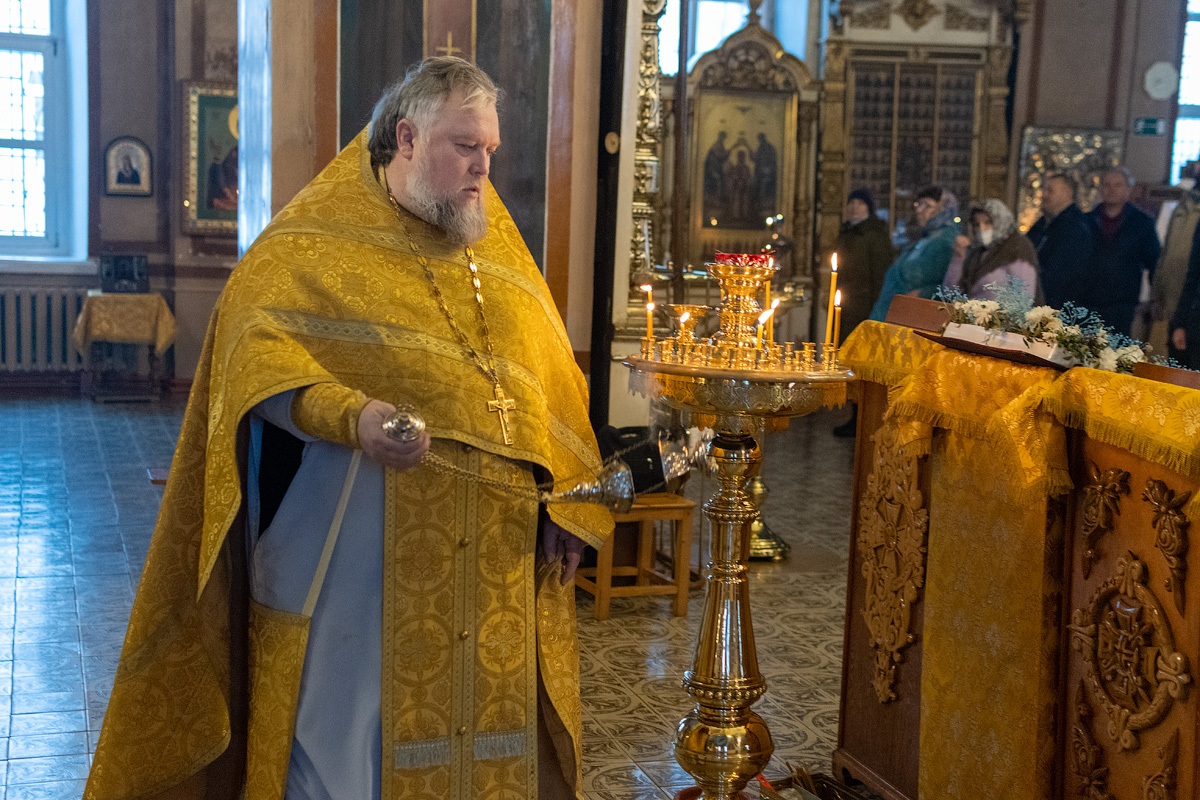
[0,287,89,372]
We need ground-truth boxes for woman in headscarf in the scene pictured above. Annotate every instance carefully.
[944,198,1041,301]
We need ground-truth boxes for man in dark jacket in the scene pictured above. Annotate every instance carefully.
[1169,218,1200,368]
[1079,167,1161,335]
[1026,172,1093,309]
[832,188,893,437]
[836,188,894,337]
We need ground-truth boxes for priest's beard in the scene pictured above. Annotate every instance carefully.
[405,158,488,245]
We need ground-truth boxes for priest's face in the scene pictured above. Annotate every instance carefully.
[404,91,501,244]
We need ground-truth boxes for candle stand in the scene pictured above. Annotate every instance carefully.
[625,253,851,800]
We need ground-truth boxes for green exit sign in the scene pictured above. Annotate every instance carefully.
[1134,118,1167,136]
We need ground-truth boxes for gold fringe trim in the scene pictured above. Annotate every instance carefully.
[842,361,913,389]
[888,400,991,442]
[1042,396,1200,479]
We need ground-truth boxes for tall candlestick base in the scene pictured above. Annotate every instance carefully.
[675,432,773,800]
[746,474,789,562]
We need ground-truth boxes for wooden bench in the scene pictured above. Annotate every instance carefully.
[575,492,695,620]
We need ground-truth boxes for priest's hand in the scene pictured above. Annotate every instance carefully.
[358,399,431,471]
[541,517,585,585]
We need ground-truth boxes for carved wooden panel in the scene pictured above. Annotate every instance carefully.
[857,421,928,703]
[835,381,924,800]
[1063,437,1199,800]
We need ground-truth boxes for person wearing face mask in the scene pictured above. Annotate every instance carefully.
[869,185,960,321]
[944,198,1041,301]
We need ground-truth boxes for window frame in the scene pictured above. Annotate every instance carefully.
[0,0,71,257]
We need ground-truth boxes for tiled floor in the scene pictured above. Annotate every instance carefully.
[0,396,857,800]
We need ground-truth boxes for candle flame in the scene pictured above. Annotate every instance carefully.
[771,298,781,309]
[758,308,775,324]
[831,253,838,273]
[640,284,653,293]
[835,289,842,306]
[647,302,655,311]
[679,311,690,324]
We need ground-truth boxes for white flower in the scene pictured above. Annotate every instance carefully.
[1025,306,1058,327]
[1061,324,1082,339]
[1097,347,1118,372]
[1039,330,1059,345]
[1115,344,1145,363]
[1096,329,1108,346]
[970,299,1001,326]
[1044,316,1064,332]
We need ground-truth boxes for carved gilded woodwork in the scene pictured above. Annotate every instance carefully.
[629,0,666,287]
[856,423,928,703]
[896,0,940,30]
[1071,679,1114,800]
[1142,479,1190,615]
[850,0,892,29]
[697,41,797,92]
[1143,729,1179,800]
[1068,553,1192,751]
[1080,462,1131,579]
[945,4,990,31]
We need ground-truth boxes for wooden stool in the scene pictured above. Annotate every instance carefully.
[575,492,695,620]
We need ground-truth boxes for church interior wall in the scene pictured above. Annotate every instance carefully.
[1015,0,1184,187]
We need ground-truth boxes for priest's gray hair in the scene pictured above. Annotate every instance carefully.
[368,57,501,169]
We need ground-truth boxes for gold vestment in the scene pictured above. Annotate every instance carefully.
[85,129,612,800]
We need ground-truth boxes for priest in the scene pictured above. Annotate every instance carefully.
[85,57,612,800]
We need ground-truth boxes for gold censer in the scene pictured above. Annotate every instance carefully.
[627,253,852,799]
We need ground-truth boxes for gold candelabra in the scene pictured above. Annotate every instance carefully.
[625,252,851,800]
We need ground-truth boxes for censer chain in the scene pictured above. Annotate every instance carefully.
[414,436,674,500]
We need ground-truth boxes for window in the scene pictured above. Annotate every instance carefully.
[1172,2,1200,183]
[0,0,76,256]
[659,0,750,76]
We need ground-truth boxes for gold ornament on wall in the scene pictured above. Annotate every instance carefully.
[1080,462,1131,579]
[850,0,893,29]
[1071,679,1114,800]
[1068,552,1192,751]
[944,3,990,31]
[1142,729,1178,800]
[895,0,940,30]
[1142,479,1190,615]
[629,0,667,287]
[857,422,928,703]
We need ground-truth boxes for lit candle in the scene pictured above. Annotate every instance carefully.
[646,302,655,339]
[678,310,690,330]
[641,283,653,308]
[825,254,838,344]
[757,307,774,349]
[766,298,780,344]
[833,289,843,348]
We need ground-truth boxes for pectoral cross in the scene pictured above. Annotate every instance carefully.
[487,383,517,446]
[436,31,462,57]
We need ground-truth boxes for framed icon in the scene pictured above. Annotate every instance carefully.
[184,82,238,234]
[104,136,152,197]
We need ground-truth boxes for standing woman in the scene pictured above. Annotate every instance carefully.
[944,198,1041,301]
[832,188,893,437]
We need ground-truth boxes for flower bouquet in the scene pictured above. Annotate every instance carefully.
[933,280,1161,375]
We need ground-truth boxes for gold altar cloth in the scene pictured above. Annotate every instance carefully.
[73,293,175,356]
[85,130,611,800]
[1042,367,1200,516]
[841,321,1064,800]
